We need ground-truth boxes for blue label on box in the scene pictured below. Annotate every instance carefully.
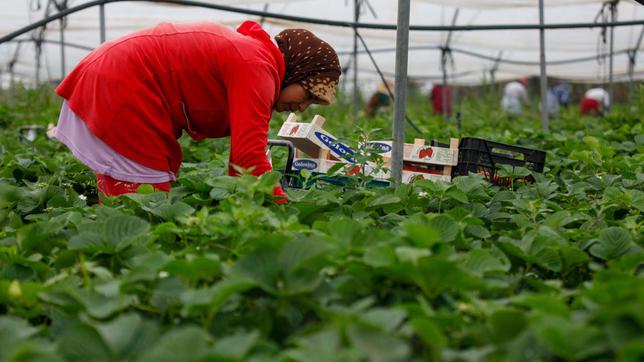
[293,159,319,170]
[314,132,356,163]
[366,142,392,153]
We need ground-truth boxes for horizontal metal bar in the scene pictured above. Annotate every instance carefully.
[1,0,643,45]
[338,45,634,66]
[5,38,95,51]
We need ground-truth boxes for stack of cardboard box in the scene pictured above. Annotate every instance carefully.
[277,113,458,183]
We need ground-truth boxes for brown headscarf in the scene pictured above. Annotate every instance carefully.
[274,29,341,105]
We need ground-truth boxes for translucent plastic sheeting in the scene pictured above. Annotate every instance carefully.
[414,0,613,9]
[0,0,642,89]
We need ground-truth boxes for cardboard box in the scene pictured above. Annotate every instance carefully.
[402,170,451,183]
[365,165,452,183]
[292,159,449,183]
[278,114,357,163]
[364,141,458,166]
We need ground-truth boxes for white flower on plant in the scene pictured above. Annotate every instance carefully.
[158,271,169,279]
[78,194,87,201]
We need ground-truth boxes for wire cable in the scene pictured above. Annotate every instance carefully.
[355,30,424,135]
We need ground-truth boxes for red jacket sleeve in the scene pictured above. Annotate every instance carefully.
[225,61,277,177]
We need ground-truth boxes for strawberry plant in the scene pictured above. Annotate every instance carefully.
[0,84,642,361]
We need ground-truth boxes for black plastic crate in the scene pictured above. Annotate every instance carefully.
[456,137,546,183]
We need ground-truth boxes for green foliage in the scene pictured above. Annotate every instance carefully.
[0,85,642,361]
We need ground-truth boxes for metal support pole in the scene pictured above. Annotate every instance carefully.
[259,3,269,26]
[607,0,617,113]
[99,3,106,43]
[440,9,458,122]
[59,17,65,79]
[627,50,635,101]
[538,0,548,131]
[391,0,411,183]
[491,51,502,98]
[441,49,448,121]
[352,0,360,120]
[35,42,41,85]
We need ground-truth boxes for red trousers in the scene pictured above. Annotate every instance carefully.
[96,174,171,198]
[580,98,601,115]
[96,174,287,204]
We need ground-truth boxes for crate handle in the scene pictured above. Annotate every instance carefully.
[482,141,497,172]
[267,139,295,188]
[491,147,526,161]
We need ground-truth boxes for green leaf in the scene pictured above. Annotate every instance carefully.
[403,223,440,248]
[137,326,211,362]
[427,215,460,242]
[464,224,491,239]
[368,194,401,208]
[57,322,112,362]
[258,171,282,189]
[163,255,222,283]
[68,231,108,253]
[68,215,149,254]
[360,308,406,333]
[533,315,608,361]
[464,248,511,275]
[93,313,160,361]
[394,246,431,265]
[558,245,590,272]
[408,317,447,354]
[136,184,155,194]
[103,215,149,245]
[363,244,396,268]
[146,201,195,221]
[446,188,468,203]
[285,329,347,362]
[0,316,38,359]
[348,326,410,362]
[209,331,259,360]
[406,258,481,297]
[326,162,345,175]
[232,238,328,295]
[74,287,134,319]
[590,227,634,260]
[535,247,562,272]
[487,309,527,343]
[453,174,486,193]
[512,294,569,317]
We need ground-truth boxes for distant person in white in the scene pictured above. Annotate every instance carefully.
[501,78,529,117]
[580,88,610,116]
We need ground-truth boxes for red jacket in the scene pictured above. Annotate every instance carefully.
[56,21,285,178]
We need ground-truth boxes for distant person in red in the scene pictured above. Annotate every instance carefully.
[365,81,393,117]
[580,88,610,116]
[51,21,341,203]
[429,84,452,115]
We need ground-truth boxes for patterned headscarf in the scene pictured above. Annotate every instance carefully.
[275,29,341,105]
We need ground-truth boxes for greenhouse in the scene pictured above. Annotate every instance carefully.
[0,1,643,361]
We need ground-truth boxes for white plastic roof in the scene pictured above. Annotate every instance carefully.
[1,0,643,91]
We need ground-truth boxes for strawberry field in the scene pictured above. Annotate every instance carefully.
[0,85,643,362]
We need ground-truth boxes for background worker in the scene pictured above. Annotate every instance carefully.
[552,83,572,107]
[545,87,561,118]
[51,21,341,202]
[580,87,610,116]
[429,83,452,116]
[501,78,529,117]
[365,80,393,117]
